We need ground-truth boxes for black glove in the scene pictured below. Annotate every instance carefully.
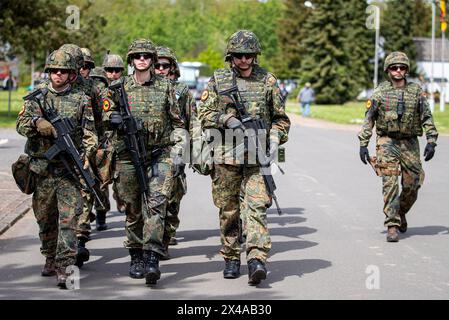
[226,117,244,130]
[173,155,186,178]
[359,146,370,165]
[110,111,123,126]
[423,142,436,161]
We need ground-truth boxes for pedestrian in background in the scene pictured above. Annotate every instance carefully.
[297,82,315,117]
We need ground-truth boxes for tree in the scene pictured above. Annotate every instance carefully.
[382,0,418,76]
[277,0,314,78]
[343,0,375,91]
[0,0,107,67]
[296,0,359,104]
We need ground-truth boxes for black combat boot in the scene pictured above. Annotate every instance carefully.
[223,259,241,279]
[129,248,145,279]
[75,237,90,268]
[56,267,69,289]
[143,250,161,285]
[398,213,407,233]
[41,257,56,277]
[387,226,399,242]
[96,210,108,231]
[247,259,267,286]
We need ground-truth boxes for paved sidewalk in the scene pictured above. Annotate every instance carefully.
[0,172,32,235]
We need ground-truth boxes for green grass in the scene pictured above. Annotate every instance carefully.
[0,87,28,128]
[2,89,449,134]
[286,100,449,134]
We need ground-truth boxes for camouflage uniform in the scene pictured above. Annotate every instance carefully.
[198,31,290,268]
[104,39,185,283]
[155,46,197,254]
[60,44,110,240]
[16,50,97,276]
[358,52,438,231]
[102,53,126,212]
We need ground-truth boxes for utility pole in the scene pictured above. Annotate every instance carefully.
[374,5,380,88]
[430,1,436,112]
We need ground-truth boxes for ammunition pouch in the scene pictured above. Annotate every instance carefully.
[11,154,36,194]
[368,156,400,177]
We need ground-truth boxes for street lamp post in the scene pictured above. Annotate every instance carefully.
[430,1,436,112]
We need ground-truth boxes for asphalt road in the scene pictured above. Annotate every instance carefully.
[1,116,448,300]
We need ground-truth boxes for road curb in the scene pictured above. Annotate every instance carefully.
[0,197,31,236]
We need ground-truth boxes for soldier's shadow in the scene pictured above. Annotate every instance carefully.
[381,225,449,239]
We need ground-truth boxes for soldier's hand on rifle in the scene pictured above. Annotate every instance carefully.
[35,118,57,138]
[83,158,90,170]
[173,154,186,178]
[110,111,123,126]
[225,116,244,130]
[423,142,436,161]
[359,146,370,165]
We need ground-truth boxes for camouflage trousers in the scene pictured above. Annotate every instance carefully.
[113,148,175,255]
[376,136,424,227]
[164,174,187,247]
[32,173,83,268]
[77,187,110,239]
[211,164,271,263]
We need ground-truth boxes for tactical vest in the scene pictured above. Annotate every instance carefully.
[213,67,271,128]
[213,67,273,166]
[119,75,175,148]
[375,82,423,138]
[24,87,86,159]
[175,81,190,129]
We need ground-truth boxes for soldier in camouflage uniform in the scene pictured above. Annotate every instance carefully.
[104,39,185,285]
[59,44,108,266]
[102,53,127,214]
[154,46,197,259]
[103,54,125,83]
[80,48,95,79]
[358,52,438,242]
[198,30,290,285]
[16,50,97,288]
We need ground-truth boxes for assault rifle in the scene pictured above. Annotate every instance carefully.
[109,81,150,209]
[219,85,282,215]
[24,89,104,208]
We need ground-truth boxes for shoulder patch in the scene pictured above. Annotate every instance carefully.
[366,100,372,109]
[103,99,111,112]
[200,89,209,102]
[267,75,277,86]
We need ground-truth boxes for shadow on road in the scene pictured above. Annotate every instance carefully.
[381,225,449,239]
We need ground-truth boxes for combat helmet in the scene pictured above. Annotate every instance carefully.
[59,44,84,70]
[156,46,179,77]
[44,49,77,73]
[225,30,262,62]
[126,38,157,64]
[81,48,95,69]
[90,67,108,86]
[102,54,125,70]
[384,52,410,72]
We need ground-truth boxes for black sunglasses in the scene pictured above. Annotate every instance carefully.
[155,63,171,70]
[132,53,152,60]
[105,67,123,73]
[49,68,70,74]
[232,53,255,60]
[388,65,407,71]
